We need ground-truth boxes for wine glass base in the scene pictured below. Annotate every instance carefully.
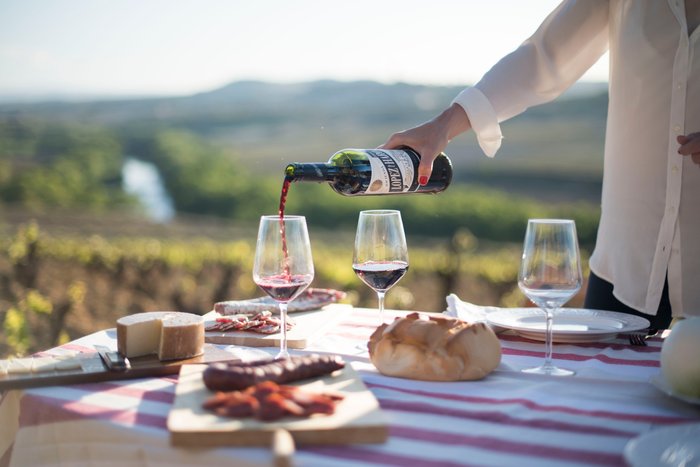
[522,364,574,376]
[275,350,290,360]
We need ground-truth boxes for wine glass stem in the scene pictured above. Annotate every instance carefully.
[278,302,289,359]
[377,291,386,325]
[544,307,554,368]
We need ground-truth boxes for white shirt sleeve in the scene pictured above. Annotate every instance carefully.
[453,0,610,157]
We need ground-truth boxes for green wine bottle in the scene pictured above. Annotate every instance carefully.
[285,147,452,196]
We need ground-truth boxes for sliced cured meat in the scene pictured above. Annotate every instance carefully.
[202,380,344,421]
[204,310,294,335]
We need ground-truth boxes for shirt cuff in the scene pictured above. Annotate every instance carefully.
[452,87,503,158]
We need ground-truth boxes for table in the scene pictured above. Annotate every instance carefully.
[2,307,699,467]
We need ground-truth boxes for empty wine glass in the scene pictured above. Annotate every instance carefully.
[518,219,582,376]
[353,210,409,326]
[253,215,314,359]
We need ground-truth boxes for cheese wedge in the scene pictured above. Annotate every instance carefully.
[54,355,83,371]
[117,311,204,361]
[31,357,57,372]
[7,358,32,374]
[0,355,83,375]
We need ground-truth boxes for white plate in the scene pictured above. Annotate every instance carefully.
[486,308,650,343]
[624,422,700,467]
[651,373,700,406]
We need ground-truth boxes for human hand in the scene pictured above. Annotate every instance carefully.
[379,104,471,185]
[677,132,700,165]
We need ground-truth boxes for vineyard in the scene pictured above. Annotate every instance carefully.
[0,81,604,358]
[0,216,589,359]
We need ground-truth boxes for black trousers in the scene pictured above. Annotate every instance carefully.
[584,271,673,329]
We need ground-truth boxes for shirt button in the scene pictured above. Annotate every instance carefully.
[672,165,679,173]
[674,125,681,132]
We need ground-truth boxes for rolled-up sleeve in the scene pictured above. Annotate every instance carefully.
[453,0,610,157]
[452,87,502,157]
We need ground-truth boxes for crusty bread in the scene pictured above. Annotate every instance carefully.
[368,312,501,381]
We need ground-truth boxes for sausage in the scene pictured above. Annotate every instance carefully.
[214,288,346,315]
[202,354,345,392]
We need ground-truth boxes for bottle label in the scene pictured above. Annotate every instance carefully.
[365,149,416,194]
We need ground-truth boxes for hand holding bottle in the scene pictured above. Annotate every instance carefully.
[379,103,471,185]
[285,147,453,196]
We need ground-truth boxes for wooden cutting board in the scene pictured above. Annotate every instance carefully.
[0,344,235,391]
[168,362,388,447]
[204,303,352,349]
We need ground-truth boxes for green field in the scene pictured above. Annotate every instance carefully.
[0,80,605,358]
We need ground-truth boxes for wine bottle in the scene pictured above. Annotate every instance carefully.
[284,147,453,196]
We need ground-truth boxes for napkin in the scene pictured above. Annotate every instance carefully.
[443,293,504,332]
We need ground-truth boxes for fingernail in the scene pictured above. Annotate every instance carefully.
[418,175,428,185]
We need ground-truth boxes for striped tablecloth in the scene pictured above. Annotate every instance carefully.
[2,307,699,467]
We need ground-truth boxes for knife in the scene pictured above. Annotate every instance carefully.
[95,345,131,372]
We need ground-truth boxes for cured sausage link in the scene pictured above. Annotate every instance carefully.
[203,354,345,391]
[214,288,347,315]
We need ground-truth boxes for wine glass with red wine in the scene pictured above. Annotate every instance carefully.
[353,210,409,326]
[253,215,314,359]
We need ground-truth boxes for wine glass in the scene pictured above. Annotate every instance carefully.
[253,215,314,359]
[353,210,409,326]
[518,219,582,376]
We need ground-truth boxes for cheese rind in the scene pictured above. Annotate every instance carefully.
[158,314,206,361]
[117,311,204,361]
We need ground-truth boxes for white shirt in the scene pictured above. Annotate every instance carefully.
[453,0,700,318]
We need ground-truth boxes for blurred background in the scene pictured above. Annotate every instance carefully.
[0,0,608,357]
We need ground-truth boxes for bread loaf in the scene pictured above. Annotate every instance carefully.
[368,312,501,381]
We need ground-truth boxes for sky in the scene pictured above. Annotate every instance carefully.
[0,0,609,99]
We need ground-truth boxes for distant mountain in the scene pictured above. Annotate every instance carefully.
[0,80,463,127]
[0,79,606,124]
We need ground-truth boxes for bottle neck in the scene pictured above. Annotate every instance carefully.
[285,163,337,182]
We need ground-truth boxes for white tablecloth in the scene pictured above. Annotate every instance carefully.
[2,307,699,467]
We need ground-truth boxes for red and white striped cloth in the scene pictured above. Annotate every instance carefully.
[2,307,699,467]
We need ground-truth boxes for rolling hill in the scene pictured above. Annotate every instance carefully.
[0,79,608,202]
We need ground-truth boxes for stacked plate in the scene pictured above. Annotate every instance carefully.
[486,308,650,343]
